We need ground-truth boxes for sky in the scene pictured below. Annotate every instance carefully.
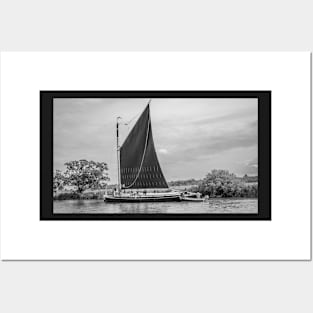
[54,98,258,184]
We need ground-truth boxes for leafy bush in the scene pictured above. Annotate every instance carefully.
[191,169,258,198]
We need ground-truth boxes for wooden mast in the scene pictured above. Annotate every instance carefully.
[116,116,121,192]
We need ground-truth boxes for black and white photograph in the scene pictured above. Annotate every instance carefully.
[41,91,271,220]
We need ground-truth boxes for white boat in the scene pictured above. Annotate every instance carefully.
[181,197,207,202]
[177,190,208,202]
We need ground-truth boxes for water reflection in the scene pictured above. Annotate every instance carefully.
[53,199,258,214]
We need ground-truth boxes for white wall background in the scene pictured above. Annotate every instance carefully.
[0,1,312,313]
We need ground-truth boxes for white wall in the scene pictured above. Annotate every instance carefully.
[0,1,312,313]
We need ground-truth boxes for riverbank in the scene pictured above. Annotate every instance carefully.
[53,190,257,200]
[54,190,105,200]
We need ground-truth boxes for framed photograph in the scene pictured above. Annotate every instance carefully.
[41,91,271,220]
[1,52,310,260]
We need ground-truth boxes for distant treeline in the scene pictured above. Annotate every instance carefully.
[170,170,258,198]
[168,178,202,187]
[168,174,257,187]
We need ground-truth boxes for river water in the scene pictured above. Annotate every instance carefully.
[53,198,257,214]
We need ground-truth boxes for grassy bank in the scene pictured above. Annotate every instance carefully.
[54,190,105,200]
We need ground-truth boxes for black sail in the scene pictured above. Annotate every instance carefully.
[120,104,168,189]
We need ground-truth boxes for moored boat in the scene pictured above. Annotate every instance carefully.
[105,100,181,203]
[178,191,208,202]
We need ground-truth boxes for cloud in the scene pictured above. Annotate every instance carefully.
[233,157,258,176]
[246,157,258,170]
[158,148,168,154]
[158,119,257,164]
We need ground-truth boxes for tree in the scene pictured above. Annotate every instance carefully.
[62,160,109,194]
[204,169,236,184]
[53,169,65,193]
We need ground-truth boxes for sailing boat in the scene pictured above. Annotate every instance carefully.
[105,100,181,202]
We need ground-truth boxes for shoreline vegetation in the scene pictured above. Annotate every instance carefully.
[54,163,258,200]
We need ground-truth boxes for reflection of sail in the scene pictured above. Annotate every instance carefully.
[120,104,168,189]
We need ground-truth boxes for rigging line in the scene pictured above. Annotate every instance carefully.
[125,100,151,125]
[124,112,140,126]
[123,112,150,189]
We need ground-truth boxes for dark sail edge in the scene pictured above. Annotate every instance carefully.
[120,104,168,189]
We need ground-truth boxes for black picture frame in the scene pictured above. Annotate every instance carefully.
[40,91,271,220]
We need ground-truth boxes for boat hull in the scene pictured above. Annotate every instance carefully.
[181,197,206,202]
[104,195,181,203]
